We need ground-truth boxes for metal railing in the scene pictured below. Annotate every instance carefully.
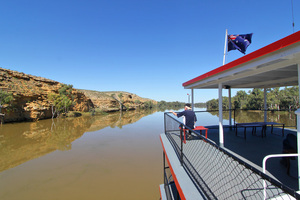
[164,112,300,200]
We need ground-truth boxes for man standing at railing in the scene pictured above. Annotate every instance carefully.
[170,103,197,139]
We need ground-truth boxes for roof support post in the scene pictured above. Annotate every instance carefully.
[218,83,224,146]
[295,108,300,190]
[296,63,300,190]
[191,89,194,111]
[264,88,267,122]
[227,86,232,127]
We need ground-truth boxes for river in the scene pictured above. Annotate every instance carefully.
[0,108,296,200]
[0,109,164,200]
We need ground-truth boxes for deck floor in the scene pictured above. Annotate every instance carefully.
[201,126,298,191]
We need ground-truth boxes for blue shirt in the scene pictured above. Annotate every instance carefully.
[177,110,197,129]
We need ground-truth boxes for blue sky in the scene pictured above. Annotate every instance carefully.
[0,0,299,102]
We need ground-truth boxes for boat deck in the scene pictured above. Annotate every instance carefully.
[201,125,298,191]
[160,112,300,199]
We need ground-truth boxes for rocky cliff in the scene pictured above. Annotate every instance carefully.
[79,90,157,112]
[0,67,156,123]
[0,68,94,122]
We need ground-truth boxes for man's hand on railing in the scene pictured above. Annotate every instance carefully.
[170,111,177,117]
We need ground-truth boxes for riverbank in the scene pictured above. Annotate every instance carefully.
[0,67,157,123]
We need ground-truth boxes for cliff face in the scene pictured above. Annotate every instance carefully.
[0,68,157,123]
[0,68,93,122]
[79,90,157,112]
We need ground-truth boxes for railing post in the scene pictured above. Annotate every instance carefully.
[163,151,166,185]
[234,109,236,126]
[180,124,184,165]
[164,113,167,134]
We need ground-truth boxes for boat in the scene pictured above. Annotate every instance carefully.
[159,31,300,199]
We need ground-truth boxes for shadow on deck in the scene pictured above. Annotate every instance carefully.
[204,125,298,191]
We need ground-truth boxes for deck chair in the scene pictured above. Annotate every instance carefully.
[282,133,297,175]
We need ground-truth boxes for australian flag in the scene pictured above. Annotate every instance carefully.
[228,33,253,54]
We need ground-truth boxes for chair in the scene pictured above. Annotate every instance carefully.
[179,126,209,144]
[194,126,208,139]
[282,134,297,175]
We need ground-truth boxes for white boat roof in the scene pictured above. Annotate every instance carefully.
[183,31,300,89]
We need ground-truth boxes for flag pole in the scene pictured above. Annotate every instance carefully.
[223,29,228,65]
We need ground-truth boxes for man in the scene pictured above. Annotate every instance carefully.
[170,103,197,139]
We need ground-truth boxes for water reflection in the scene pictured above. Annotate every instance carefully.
[88,109,157,131]
[0,109,156,173]
[235,110,297,128]
[207,110,297,128]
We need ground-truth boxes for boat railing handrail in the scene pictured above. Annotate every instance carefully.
[163,112,300,199]
[263,153,300,174]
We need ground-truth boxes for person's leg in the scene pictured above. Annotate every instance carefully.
[187,130,192,139]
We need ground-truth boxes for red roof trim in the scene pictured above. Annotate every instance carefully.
[183,31,300,87]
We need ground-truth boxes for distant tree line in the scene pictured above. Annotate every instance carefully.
[157,101,206,111]
[144,101,155,109]
[157,101,185,109]
[206,87,299,111]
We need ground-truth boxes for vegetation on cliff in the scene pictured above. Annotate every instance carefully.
[0,67,95,122]
[0,91,13,111]
[48,84,75,118]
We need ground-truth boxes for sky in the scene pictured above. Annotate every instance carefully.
[0,0,299,103]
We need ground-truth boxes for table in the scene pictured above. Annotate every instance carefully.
[235,123,265,139]
[262,122,285,136]
[235,122,285,139]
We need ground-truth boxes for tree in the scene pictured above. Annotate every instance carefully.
[0,91,13,112]
[233,90,248,109]
[48,84,74,118]
[134,100,141,104]
[246,88,264,110]
[206,87,299,111]
[58,84,73,97]
[144,101,154,109]
[266,87,280,110]
[280,86,299,110]
[157,100,167,108]
[206,99,218,110]
[222,97,229,109]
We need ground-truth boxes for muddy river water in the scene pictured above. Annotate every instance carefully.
[0,108,296,200]
[0,109,164,200]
